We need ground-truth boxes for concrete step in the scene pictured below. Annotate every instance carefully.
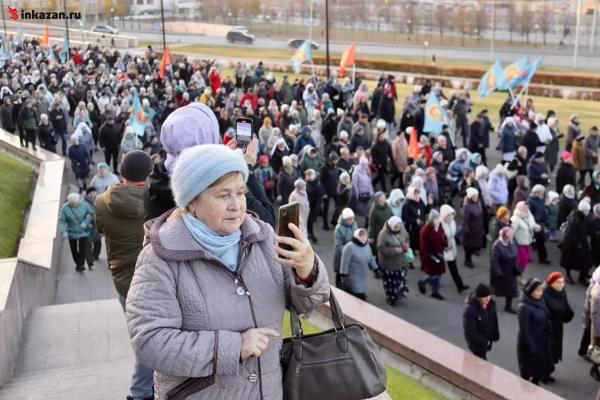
[0,299,135,399]
[0,358,133,399]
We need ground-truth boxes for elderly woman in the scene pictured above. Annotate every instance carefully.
[59,192,93,272]
[557,184,577,228]
[490,206,511,243]
[490,227,519,313]
[377,216,411,305]
[511,201,538,274]
[333,208,358,287]
[288,178,310,239]
[463,188,484,269]
[542,272,574,379]
[560,199,592,284]
[37,113,56,153]
[517,278,554,385]
[339,228,379,300]
[441,205,468,293]
[121,126,143,155]
[353,156,374,217]
[68,134,91,192]
[418,210,447,300]
[588,268,600,381]
[126,144,329,400]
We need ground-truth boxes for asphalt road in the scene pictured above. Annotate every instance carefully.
[305,134,597,399]
[117,29,600,70]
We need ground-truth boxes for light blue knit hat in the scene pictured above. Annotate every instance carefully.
[171,144,249,207]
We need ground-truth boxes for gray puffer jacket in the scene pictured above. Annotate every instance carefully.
[126,210,330,400]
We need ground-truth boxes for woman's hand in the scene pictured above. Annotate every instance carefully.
[241,327,280,360]
[276,223,315,280]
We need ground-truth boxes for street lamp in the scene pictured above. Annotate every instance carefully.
[422,40,429,66]
[0,0,7,38]
[266,15,271,37]
[228,12,232,25]
[534,23,540,46]
[110,7,115,27]
[407,19,412,41]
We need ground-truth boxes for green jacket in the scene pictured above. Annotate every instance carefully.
[95,184,146,297]
[300,155,323,174]
[368,202,394,240]
[59,201,94,239]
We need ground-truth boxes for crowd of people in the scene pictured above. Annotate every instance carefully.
[2,37,600,397]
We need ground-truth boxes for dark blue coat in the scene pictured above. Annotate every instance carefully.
[517,294,554,380]
[67,143,90,177]
[500,124,517,154]
[528,159,550,187]
[293,134,316,155]
[463,294,499,355]
[527,196,547,225]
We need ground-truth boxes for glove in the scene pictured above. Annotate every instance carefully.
[80,222,87,229]
[62,231,68,239]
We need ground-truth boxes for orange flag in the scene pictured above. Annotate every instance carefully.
[407,127,420,159]
[338,43,356,77]
[40,25,49,46]
[159,46,171,80]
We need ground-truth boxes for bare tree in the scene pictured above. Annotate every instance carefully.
[519,5,533,43]
[506,0,517,43]
[538,2,552,45]
[404,1,419,41]
[475,0,488,43]
[434,5,449,43]
[453,5,475,46]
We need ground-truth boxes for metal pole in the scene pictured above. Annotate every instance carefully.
[490,0,495,61]
[160,0,167,51]
[573,0,583,68]
[591,0,598,51]
[63,0,70,60]
[308,1,313,42]
[1,0,7,38]
[325,0,330,79]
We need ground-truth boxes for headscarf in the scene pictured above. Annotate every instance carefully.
[563,184,575,199]
[499,226,513,244]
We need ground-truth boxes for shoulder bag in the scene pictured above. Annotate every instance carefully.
[280,290,387,400]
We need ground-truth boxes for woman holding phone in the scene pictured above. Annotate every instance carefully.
[126,144,330,400]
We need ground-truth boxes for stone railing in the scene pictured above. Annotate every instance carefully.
[308,287,564,400]
[0,130,65,385]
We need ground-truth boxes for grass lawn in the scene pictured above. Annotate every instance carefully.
[219,67,600,134]
[0,152,33,258]
[173,44,600,76]
[282,311,447,400]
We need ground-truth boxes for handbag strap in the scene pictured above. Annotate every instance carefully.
[289,289,346,337]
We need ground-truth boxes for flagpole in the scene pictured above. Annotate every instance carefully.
[160,0,167,52]
[573,0,583,68]
[63,0,70,60]
[325,0,330,80]
[351,63,355,88]
[591,0,598,52]
[0,0,7,38]
[490,0,495,61]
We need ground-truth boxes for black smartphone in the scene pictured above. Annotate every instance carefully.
[277,202,300,251]
[235,117,253,151]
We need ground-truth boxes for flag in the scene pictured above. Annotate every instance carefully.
[407,127,420,159]
[40,25,49,46]
[128,90,155,137]
[519,58,543,87]
[159,46,171,80]
[423,92,447,135]
[477,60,505,99]
[497,56,530,90]
[47,45,55,63]
[289,41,312,73]
[59,37,69,63]
[338,43,356,77]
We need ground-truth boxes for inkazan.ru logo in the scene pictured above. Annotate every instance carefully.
[8,6,81,20]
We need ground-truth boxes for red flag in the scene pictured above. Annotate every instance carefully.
[407,127,420,159]
[338,43,356,78]
[159,47,171,80]
[40,25,49,46]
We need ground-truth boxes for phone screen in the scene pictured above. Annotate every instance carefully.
[236,119,252,150]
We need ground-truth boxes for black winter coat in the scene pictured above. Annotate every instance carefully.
[402,198,425,251]
[277,169,298,206]
[49,108,67,134]
[371,140,392,170]
[555,162,576,195]
[517,294,554,380]
[560,210,591,273]
[468,120,483,152]
[557,196,576,229]
[463,294,499,355]
[542,286,574,364]
[490,239,518,298]
[0,104,15,132]
[99,123,121,151]
[587,217,600,267]
[145,159,175,221]
[320,162,340,197]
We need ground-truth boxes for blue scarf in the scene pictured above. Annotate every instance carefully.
[182,212,241,272]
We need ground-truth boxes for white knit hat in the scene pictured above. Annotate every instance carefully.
[341,208,355,220]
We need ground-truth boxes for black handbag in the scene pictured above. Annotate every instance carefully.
[280,290,387,400]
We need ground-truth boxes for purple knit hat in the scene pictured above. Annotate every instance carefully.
[160,102,221,173]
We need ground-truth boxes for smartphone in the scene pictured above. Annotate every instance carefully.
[235,117,253,151]
[277,202,300,251]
